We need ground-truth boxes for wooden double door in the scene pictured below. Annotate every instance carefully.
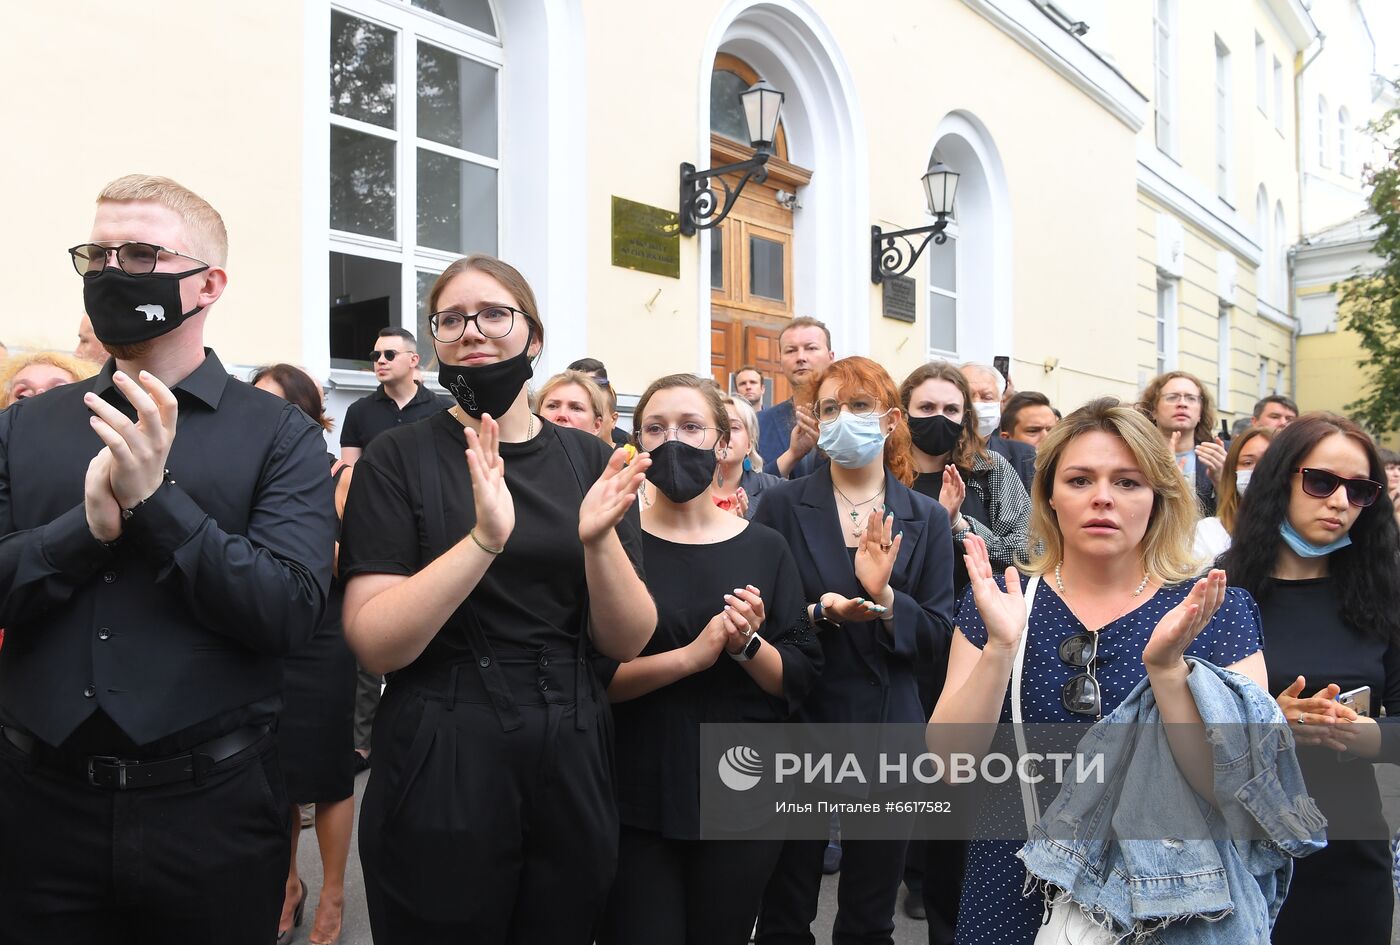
[707,132,811,408]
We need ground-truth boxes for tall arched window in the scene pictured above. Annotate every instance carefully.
[1317,95,1329,168]
[1255,185,1270,306]
[1338,107,1350,177]
[1273,201,1287,306]
[328,0,503,370]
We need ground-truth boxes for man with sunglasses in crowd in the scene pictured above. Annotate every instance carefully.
[338,326,452,466]
[0,175,336,943]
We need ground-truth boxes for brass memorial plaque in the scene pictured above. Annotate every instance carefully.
[611,196,681,279]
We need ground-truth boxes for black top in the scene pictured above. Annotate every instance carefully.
[1257,576,1400,838]
[0,351,336,753]
[339,381,452,450]
[339,413,644,661]
[913,471,989,601]
[610,525,822,838]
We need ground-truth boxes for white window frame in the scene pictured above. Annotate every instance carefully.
[926,224,960,360]
[1272,57,1284,133]
[1217,303,1230,412]
[1155,278,1178,374]
[1257,356,1268,400]
[1254,33,1267,116]
[1273,361,1286,395]
[1153,0,1178,159]
[1214,37,1232,201]
[1274,202,1287,304]
[329,0,504,370]
[1317,95,1329,167]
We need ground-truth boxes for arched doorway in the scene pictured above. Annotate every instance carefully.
[707,53,812,406]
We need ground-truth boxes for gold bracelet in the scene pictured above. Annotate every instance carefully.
[468,530,504,555]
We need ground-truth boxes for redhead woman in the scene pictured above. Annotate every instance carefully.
[338,254,655,943]
[753,356,954,945]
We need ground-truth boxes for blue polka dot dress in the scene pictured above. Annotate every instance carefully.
[949,574,1263,945]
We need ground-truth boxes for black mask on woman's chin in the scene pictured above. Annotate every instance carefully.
[908,414,964,457]
[644,440,718,503]
[437,343,535,419]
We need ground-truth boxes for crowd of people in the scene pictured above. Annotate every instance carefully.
[0,174,1397,945]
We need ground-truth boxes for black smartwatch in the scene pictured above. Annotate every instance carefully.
[729,633,763,662]
[812,600,840,631]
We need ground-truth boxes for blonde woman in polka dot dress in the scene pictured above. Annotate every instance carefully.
[927,398,1270,944]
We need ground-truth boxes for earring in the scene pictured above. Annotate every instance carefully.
[717,448,729,487]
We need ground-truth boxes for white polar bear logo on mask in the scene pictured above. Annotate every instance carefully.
[135,304,165,322]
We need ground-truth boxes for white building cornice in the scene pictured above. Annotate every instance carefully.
[960,0,1149,132]
[1262,0,1320,51]
[1136,143,1263,266]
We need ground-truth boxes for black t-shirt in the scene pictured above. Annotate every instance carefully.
[340,382,452,450]
[610,524,821,838]
[913,470,989,599]
[338,413,644,662]
[1258,576,1400,838]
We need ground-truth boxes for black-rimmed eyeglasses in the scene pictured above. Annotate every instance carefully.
[1058,631,1101,718]
[1293,467,1383,508]
[68,242,209,277]
[429,306,524,343]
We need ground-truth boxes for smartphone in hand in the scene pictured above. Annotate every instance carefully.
[1336,685,1372,718]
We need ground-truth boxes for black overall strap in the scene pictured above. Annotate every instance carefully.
[550,424,603,732]
[413,420,523,732]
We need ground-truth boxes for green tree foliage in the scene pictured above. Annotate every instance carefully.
[1340,80,1400,434]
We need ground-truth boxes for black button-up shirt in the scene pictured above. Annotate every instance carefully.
[0,351,336,751]
[339,381,452,451]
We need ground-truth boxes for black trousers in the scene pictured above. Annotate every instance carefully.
[599,825,784,945]
[0,733,287,945]
[359,658,618,944]
[756,834,910,945]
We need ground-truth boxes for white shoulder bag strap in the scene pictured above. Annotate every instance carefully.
[1011,575,1042,831]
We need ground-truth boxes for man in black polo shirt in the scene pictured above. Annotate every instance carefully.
[0,174,336,943]
[338,326,451,465]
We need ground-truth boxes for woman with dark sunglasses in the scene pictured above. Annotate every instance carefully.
[1219,413,1400,944]
[928,398,1269,944]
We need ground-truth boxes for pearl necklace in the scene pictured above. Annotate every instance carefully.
[1054,562,1149,598]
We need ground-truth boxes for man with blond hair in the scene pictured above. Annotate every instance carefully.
[0,174,336,943]
[757,316,836,478]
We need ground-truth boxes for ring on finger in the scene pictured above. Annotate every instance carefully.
[880,543,892,552]
[1296,714,1306,725]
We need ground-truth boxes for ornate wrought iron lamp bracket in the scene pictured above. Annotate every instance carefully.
[870,217,950,285]
[678,153,772,237]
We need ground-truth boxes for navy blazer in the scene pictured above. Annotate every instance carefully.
[753,464,954,728]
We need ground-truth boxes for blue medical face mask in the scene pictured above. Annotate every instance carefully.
[1279,519,1352,558]
[817,411,889,469]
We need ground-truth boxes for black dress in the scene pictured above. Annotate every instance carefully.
[276,458,356,804]
[1256,576,1400,945]
[598,524,823,945]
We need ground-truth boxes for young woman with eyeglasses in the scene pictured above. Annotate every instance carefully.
[752,356,954,945]
[928,398,1268,945]
[1219,413,1400,945]
[337,255,656,943]
[594,374,822,945]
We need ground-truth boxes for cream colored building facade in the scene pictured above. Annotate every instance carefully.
[0,0,1374,433]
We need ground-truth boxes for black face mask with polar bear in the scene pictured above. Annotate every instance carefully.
[83,265,209,346]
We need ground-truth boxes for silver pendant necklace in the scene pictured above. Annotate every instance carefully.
[833,482,885,538]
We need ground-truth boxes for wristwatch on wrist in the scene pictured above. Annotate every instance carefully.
[811,600,841,631]
[729,632,762,662]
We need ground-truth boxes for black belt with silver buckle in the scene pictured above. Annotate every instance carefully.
[1,723,269,791]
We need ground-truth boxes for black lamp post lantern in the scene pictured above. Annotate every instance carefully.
[870,162,961,284]
[679,81,786,237]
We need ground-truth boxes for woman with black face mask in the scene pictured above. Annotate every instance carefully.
[337,254,656,943]
[595,374,822,945]
[900,361,1030,597]
[896,361,1030,943]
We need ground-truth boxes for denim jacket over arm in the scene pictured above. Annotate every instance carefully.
[1016,659,1326,944]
